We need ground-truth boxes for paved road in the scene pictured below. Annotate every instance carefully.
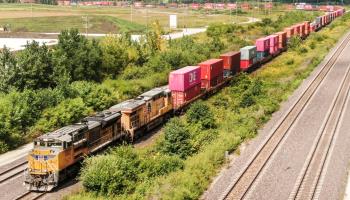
[202,32,350,200]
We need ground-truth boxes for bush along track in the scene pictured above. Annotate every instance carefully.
[64,12,350,200]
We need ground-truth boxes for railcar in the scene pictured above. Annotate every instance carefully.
[109,86,173,140]
[24,110,121,191]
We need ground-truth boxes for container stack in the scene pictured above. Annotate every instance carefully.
[255,37,270,61]
[198,59,224,90]
[275,31,287,49]
[267,35,279,55]
[240,46,257,71]
[220,51,241,77]
[169,66,201,109]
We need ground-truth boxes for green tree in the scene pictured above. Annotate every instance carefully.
[160,118,192,159]
[0,47,17,92]
[99,34,141,78]
[15,41,54,90]
[53,29,102,83]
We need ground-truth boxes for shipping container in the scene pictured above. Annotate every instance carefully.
[172,84,201,109]
[275,31,287,49]
[267,35,278,54]
[201,75,223,90]
[169,66,201,92]
[220,51,241,74]
[268,34,278,47]
[284,27,295,38]
[293,25,301,36]
[240,46,257,60]
[240,58,256,70]
[255,37,270,51]
[199,59,224,80]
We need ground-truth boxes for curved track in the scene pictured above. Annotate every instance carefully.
[222,32,350,200]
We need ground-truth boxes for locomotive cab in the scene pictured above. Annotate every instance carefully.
[24,138,66,191]
[24,124,87,192]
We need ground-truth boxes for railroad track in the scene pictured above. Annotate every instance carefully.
[222,32,350,200]
[14,191,46,200]
[289,65,350,199]
[0,161,27,184]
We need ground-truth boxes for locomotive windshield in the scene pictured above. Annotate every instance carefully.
[35,140,62,148]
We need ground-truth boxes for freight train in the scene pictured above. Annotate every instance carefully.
[24,8,346,192]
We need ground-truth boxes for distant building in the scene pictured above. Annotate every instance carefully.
[20,0,35,3]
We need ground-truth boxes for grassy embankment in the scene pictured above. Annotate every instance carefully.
[62,11,350,200]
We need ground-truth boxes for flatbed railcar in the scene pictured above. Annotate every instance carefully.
[24,7,346,192]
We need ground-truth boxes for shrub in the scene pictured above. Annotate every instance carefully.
[187,101,216,129]
[286,58,295,65]
[140,154,184,178]
[288,36,302,50]
[0,141,9,154]
[309,41,316,49]
[159,118,192,159]
[80,146,140,196]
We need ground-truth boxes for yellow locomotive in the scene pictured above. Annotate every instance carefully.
[24,110,122,191]
[110,86,173,140]
[25,86,173,191]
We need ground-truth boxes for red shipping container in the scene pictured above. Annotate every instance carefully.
[169,66,201,92]
[275,31,287,49]
[220,51,241,73]
[267,35,278,47]
[270,46,279,54]
[284,27,295,38]
[172,84,201,109]
[201,74,223,90]
[293,25,301,36]
[240,59,254,70]
[199,59,224,80]
[255,37,270,51]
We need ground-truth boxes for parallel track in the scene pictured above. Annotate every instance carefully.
[289,65,350,199]
[222,32,350,200]
[0,161,27,184]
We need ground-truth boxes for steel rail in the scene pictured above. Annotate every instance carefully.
[289,64,350,200]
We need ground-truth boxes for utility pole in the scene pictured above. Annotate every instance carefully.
[130,1,133,23]
[31,3,33,19]
[82,16,89,37]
